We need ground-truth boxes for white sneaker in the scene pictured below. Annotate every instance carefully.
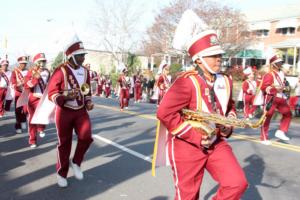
[125,107,128,110]
[261,140,272,145]
[16,129,22,134]
[71,161,83,180]
[30,144,37,148]
[39,131,45,138]
[275,130,290,141]
[57,174,68,188]
[21,122,27,130]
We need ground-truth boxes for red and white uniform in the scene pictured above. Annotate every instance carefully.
[11,68,27,129]
[4,71,13,111]
[157,74,171,105]
[118,75,130,109]
[104,78,112,98]
[242,80,257,118]
[48,63,93,178]
[97,75,104,96]
[0,70,10,116]
[134,76,142,102]
[260,70,292,140]
[89,70,97,95]
[24,68,50,144]
[89,70,97,81]
[154,71,247,200]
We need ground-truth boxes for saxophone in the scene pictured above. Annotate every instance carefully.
[182,97,274,138]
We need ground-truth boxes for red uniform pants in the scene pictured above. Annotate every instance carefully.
[105,87,111,98]
[243,94,257,118]
[0,88,7,116]
[55,107,93,178]
[27,95,45,144]
[97,84,103,96]
[5,100,12,111]
[119,88,129,109]
[261,97,292,140]
[14,92,27,129]
[134,85,142,101]
[168,137,248,200]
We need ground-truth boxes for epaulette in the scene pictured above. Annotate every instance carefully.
[178,70,198,78]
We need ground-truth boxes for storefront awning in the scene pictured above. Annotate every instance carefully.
[275,18,298,29]
[249,21,271,31]
[235,49,264,59]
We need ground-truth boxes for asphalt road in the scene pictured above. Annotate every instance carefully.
[0,96,300,200]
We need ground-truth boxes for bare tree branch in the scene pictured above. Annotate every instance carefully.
[90,0,145,63]
[143,0,254,57]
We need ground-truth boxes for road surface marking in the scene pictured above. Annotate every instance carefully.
[92,134,152,163]
[94,104,300,153]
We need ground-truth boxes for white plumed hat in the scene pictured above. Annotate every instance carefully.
[173,9,224,61]
[64,34,87,59]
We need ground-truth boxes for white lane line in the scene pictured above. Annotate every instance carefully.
[92,134,152,163]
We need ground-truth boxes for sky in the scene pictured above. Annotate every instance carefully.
[0,0,299,63]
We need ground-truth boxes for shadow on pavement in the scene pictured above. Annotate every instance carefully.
[203,154,286,200]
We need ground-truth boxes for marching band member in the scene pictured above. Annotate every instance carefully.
[85,63,98,96]
[24,53,50,148]
[134,73,143,103]
[11,55,28,133]
[0,59,11,117]
[48,35,94,187]
[104,75,112,98]
[242,67,257,119]
[152,10,247,200]
[96,73,104,96]
[118,66,131,110]
[260,53,292,145]
[157,61,171,106]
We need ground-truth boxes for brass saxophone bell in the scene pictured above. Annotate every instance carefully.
[80,83,90,95]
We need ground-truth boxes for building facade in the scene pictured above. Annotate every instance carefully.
[249,16,300,72]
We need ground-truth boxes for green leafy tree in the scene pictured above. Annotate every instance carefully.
[126,53,141,75]
[51,52,64,71]
[110,72,119,88]
[169,63,182,78]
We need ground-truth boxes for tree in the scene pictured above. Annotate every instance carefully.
[51,51,63,71]
[91,0,145,65]
[126,53,142,75]
[143,0,253,58]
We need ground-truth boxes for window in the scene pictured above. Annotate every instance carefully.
[256,29,269,38]
[276,27,296,35]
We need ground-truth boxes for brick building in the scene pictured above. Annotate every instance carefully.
[248,16,300,73]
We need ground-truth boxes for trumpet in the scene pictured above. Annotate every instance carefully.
[63,83,90,97]
[32,68,42,79]
[182,97,274,138]
[275,86,290,92]
[33,72,41,79]
[80,83,90,95]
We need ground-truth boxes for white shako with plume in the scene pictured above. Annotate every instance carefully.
[172,9,224,74]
